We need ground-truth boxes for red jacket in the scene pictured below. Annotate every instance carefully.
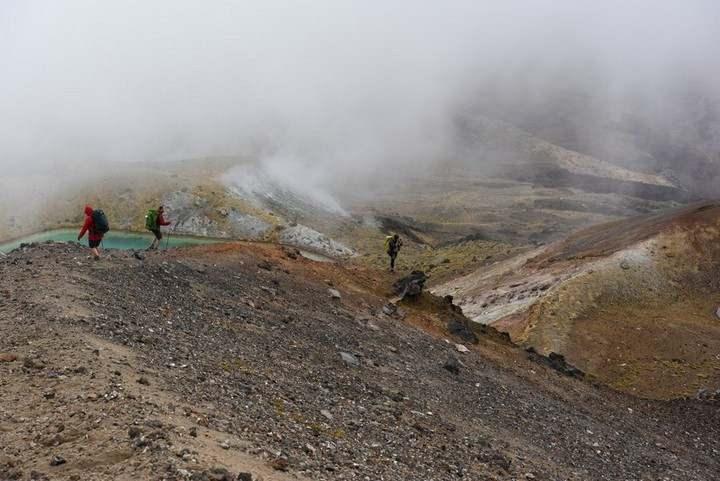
[157,212,171,227]
[78,205,103,241]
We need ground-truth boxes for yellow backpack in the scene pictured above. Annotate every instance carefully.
[384,236,394,253]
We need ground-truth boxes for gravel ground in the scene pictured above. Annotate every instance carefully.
[1,242,719,481]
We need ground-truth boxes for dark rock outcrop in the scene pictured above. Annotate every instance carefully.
[526,347,585,379]
[393,271,427,299]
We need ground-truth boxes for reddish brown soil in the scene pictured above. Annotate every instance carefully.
[528,201,720,266]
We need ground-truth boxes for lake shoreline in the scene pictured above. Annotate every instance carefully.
[0,228,225,254]
[0,228,339,263]
[0,225,232,245]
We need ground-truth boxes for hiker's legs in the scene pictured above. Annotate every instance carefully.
[89,239,101,259]
[148,230,161,250]
[390,253,396,271]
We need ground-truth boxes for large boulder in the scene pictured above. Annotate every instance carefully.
[393,271,427,299]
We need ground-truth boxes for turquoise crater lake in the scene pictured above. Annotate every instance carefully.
[0,229,221,254]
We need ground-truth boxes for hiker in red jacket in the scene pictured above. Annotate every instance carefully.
[78,205,104,259]
[148,205,172,250]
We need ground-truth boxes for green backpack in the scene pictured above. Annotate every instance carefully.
[145,209,159,230]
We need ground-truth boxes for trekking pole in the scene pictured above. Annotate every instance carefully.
[165,226,174,250]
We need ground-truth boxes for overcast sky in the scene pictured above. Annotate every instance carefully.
[1,1,719,178]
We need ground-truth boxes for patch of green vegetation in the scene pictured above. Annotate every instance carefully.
[285,410,344,440]
[273,398,286,415]
[347,229,520,284]
[219,358,254,374]
[331,428,346,439]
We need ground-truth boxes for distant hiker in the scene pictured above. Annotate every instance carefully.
[78,205,109,259]
[384,233,403,272]
[145,205,171,250]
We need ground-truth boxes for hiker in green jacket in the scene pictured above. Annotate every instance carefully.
[145,205,171,250]
[385,234,403,272]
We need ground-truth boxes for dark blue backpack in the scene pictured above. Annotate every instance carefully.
[92,209,110,234]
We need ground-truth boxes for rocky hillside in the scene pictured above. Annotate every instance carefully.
[434,202,720,399]
[2,107,695,264]
[1,242,719,480]
[456,116,678,191]
[0,158,357,261]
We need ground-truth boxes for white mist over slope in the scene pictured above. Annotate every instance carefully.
[1,1,719,193]
[222,159,348,216]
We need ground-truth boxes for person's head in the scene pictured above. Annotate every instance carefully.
[393,234,399,240]
[158,205,165,214]
[84,205,93,216]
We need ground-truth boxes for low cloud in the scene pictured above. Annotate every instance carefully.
[1,1,718,190]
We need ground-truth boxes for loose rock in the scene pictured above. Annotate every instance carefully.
[0,353,18,362]
[23,357,45,369]
[340,351,359,366]
[443,356,461,375]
